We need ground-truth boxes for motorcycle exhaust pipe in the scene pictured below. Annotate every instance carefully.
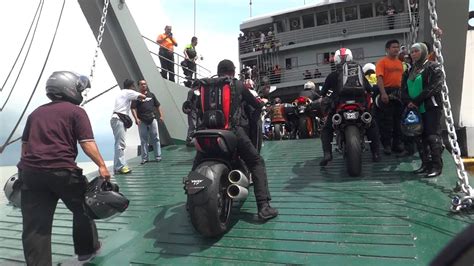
[226,184,249,200]
[332,113,342,126]
[228,170,249,187]
[361,112,372,124]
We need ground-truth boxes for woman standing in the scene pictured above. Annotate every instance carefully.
[401,42,444,178]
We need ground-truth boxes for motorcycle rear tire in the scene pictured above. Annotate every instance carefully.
[344,125,362,177]
[274,123,282,140]
[298,117,309,139]
[187,161,232,237]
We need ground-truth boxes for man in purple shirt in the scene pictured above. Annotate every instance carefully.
[18,71,110,264]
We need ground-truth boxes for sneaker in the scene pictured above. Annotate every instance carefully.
[319,153,333,166]
[78,241,101,262]
[155,156,162,162]
[257,202,279,220]
[116,166,131,174]
[140,159,148,165]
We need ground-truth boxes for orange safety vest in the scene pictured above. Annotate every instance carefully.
[157,33,176,52]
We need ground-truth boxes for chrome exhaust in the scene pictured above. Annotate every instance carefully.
[361,112,372,124]
[228,170,249,187]
[332,113,342,126]
[226,184,249,200]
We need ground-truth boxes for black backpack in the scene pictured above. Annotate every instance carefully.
[196,77,242,130]
[338,62,366,100]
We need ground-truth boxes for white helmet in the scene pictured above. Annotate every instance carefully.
[334,48,353,64]
[363,63,376,74]
[4,173,21,208]
[304,81,316,90]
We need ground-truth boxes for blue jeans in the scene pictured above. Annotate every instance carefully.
[138,119,161,161]
[110,117,127,171]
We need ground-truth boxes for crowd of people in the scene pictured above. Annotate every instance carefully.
[238,28,282,54]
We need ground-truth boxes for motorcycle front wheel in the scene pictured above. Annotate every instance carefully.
[187,161,232,237]
[344,125,362,177]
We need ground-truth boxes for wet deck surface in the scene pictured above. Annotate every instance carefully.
[0,139,473,265]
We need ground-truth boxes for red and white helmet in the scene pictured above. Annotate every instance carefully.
[334,48,353,64]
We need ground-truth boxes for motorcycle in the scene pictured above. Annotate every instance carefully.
[331,98,372,177]
[267,103,293,140]
[183,129,251,237]
[293,96,321,139]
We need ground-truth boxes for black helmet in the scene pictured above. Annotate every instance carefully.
[46,71,91,105]
[84,177,129,219]
[3,173,22,208]
[401,108,423,137]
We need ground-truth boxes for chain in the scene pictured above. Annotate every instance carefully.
[82,0,110,105]
[408,1,418,45]
[428,0,474,212]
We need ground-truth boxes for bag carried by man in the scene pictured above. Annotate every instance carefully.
[114,112,133,128]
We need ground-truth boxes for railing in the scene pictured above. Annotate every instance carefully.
[256,54,386,87]
[239,13,413,55]
[142,36,212,85]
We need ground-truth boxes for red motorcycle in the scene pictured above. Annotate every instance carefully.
[268,103,292,140]
[331,96,372,177]
[293,96,321,139]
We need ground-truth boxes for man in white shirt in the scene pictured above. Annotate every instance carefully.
[110,79,146,174]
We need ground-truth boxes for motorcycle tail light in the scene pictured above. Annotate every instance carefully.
[296,96,307,104]
[195,136,228,154]
[342,104,358,111]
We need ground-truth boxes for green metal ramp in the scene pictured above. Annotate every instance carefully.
[0,139,472,265]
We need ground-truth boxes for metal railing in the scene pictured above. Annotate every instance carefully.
[254,54,385,87]
[142,36,212,85]
[239,12,413,55]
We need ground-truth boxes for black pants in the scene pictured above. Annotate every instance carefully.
[21,168,98,265]
[193,127,271,203]
[183,59,196,79]
[321,113,381,155]
[416,107,443,169]
[378,95,403,149]
[159,49,175,82]
[187,111,196,141]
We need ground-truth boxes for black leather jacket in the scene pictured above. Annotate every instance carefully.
[401,61,443,110]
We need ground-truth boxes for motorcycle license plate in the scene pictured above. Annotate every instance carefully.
[344,112,358,120]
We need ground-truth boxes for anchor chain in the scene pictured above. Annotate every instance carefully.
[428,0,474,212]
[408,0,418,45]
[82,0,110,105]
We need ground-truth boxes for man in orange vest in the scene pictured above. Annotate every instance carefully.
[157,25,178,82]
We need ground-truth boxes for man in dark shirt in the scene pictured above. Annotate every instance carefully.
[131,79,163,164]
[194,59,278,221]
[18,71,110,264]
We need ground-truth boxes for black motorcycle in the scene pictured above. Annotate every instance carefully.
[183,129,251,237]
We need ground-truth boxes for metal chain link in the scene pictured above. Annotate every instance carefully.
[428,0,474,212]
[408,1,418,45]
[82,0,110,105]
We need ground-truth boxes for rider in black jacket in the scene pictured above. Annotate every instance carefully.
[319,48,381,166]
[194,59,278,220]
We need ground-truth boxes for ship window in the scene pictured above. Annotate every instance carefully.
[360,3,374,19]
[275,20,284,33]
[392,0,405,12]
[289,17,301,31]
[316,11,329,26]
[351,48,365,61]
[344,6,358,21]
[330,8,343,24]
[375,2,386,16]
[285,57,298,69]
[302,14,315,28]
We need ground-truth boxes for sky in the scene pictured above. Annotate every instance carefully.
[0,0,473,166]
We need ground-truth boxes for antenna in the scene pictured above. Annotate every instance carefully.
[249,0,252,17]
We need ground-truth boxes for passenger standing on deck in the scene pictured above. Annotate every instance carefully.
[111,79,146,174]
[182,36,199,88]
[401,43,444,177]
[18,71,110,264]
[131,79,163,164]
[157,25,178,82]
[376,39,404,155]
